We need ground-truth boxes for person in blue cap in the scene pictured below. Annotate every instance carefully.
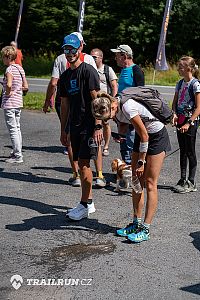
[59,33,103,221]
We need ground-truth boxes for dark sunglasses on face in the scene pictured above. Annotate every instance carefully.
[92,55,101,60]
[64,48,78,55]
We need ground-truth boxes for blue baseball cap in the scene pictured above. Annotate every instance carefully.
[62,34,81,49]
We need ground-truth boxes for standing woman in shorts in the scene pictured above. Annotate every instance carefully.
[92,91,171,243]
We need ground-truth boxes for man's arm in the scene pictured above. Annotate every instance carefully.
[43,77,58,113]
[90,89,103,144]
[60,96,70,146]
[110,79,118,97]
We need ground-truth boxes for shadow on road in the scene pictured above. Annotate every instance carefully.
[157,184,173,190]
[4,144,64,154]
[190,231,200,251]
[32,166,72,174]
[180,283,200,296]
[0,196,116,234]
[0,169,68,185]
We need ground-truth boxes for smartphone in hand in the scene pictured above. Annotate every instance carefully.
[111,132,126,140]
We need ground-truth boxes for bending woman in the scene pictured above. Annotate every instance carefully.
[92,90,171,243]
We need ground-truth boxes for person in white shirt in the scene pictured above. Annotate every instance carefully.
[90,48,118,156]
[92,90,171,243]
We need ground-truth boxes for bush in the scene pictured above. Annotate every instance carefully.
[22,53,55,77]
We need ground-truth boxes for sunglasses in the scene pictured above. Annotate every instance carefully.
[92,55,101,60]
[64,48,78,55]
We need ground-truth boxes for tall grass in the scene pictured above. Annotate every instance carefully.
[1,54,181,111]
[22,54,55,77]
[145,65,181,86]
[1,53,181,85]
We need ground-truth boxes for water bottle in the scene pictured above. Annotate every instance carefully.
[88,137,105,148]
[132,175,142,194]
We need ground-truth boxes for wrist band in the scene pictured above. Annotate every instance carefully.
[94,124,103,130]
[139,141,148,153]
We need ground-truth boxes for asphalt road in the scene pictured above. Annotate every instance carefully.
[0,109,200,300]
[28,78,176,102]
[0,77,175,102]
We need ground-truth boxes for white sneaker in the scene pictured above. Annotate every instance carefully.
[68,176,81,187]
[67,203,88,221]
[88,202,96,214]
[95,177,106,188]
[67,202,96,215]
[5,156,23,164]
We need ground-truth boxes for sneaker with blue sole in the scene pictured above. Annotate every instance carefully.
[127,225,150,243]
[116,222,138,237]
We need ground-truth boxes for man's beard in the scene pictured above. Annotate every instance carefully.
[66,52,80,64]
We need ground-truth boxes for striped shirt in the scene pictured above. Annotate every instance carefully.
[1,64,25,109]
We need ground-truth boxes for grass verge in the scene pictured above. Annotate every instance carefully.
[23,92,47,110]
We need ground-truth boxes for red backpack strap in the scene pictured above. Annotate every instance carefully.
[66,61,70,69]
[65,53,86,69]
[79,52,86,62]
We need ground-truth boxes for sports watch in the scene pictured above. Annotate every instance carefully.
[137,160,146,167]
[94,124,103,130]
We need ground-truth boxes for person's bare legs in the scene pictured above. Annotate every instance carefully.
[79,159,93,201]
[94,147,106,187]
[67,144,79,174]
[131,152,145,219]
[94,147,102,175]
[103,122,111,154]
[131,151,165,223]
[126,151,165,242]
[144,151,165,224]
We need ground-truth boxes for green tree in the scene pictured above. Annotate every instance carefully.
[0,0,199,65]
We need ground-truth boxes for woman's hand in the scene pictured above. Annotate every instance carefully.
[132,163,145,178]
[179,123,190,133]
[135,165,145,178]
[5,91,14,97]
[93,129,104,145]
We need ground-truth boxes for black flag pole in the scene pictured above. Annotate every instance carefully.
[15,0,24,43]
[153,0,173,84]
[77,0,86,33]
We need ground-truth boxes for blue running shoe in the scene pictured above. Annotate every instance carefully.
[127,225,150,243]
[116,222,138,237]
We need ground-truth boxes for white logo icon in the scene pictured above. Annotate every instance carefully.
[10,274,23,290]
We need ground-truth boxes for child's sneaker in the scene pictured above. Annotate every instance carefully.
[173,179,187,193]
[116,222,138,237]
[185,180,197,192]
[127,225,150,243]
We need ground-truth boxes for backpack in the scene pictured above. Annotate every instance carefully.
[119,86,173,125]
[132,64,145,86]
[104,64,145,95]
[177,78,200,108]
